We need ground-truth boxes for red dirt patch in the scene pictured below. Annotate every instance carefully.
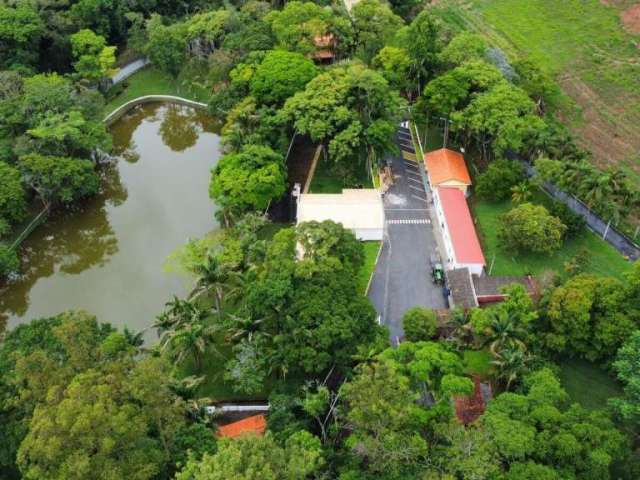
[621,4,640,34]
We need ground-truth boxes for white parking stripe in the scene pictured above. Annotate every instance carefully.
[412,194,427,202]
[386,219,431,224]
[409,184,424,192]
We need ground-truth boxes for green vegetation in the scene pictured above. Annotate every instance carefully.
[433,0,640,180]
[463,349,493,378]
[104,66,208,114]
[308,155,373,194]
[357,241,380,295]
[559,358,623,411]
[472,192,632,279]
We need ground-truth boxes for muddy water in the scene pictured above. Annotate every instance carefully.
[0,103,221,338]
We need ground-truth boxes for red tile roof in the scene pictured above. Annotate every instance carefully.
[424,148,472,186]
[217,415,267,439]
[438,187,485,266]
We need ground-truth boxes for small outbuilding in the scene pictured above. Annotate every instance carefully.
[217,414,267,439]
[424,148,472,194]
[296,189,384,241]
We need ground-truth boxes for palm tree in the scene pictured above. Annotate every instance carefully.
[189,255,238,320]
[511,181,532,203]
[485,309,526,356]
[226,313,268,342]
[491,345,531,391]
[447,308,473,349]
[160,321,218,371]
[154,296,206,333]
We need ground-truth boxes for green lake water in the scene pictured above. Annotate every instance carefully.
[0,103,220,339]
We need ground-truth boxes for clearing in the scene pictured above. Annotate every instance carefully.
[559,358,623,410]
[433,0,640,181]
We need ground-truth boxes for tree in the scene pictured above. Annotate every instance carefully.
[544,274,635,360]
[352,0,404,64]
[145,15,187,77]
[160,321,217,371]
[250,50,318,106]
[265,1,351,57]
[209,144,286,214]
[175,431,324,480]
[340,360,429,477]
[610,330,640,429]
[17,154,99,208]
[70,29,117,81]
[439,32,488,67]
[475,159,525,201]
[373,46,414,97]
[404,8,442,87]
[17,359,182,480]
[0,243,18,276]
[402,306,438,342]
[0,161,26,226]
[497,203,566,254]
[0,5,44,70]
[295,220,364,272]
[284,63,404,167]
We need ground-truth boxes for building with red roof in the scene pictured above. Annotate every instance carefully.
[424,148,472,194]
[434,187,485,276]
[217,414,267,439]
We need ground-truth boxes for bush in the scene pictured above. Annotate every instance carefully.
[476,159,525,201]
[0,244,18,276]
[548,200,584,238]
[402,307,438,342]
[498,203,566,254]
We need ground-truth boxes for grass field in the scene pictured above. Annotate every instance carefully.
[471,191,632,280]
[357,241,381,294]
[559,358,623,410]
[104,66,210,115]
[308,157,373,193]
[433,0,640,180]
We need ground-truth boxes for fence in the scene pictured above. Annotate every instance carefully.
[519,161,640,261]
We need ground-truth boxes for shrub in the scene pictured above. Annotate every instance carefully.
[402,307,438,342]
[476,159,525,201]
[548,200,584,238]
[498,203,566,254]
[0,244,18,276]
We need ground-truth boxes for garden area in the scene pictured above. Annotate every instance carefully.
[471,191,632,280]
[558,358,624,411]
[308,155,373,193]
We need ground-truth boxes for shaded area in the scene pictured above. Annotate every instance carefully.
[559,358,623,410]
[0,103,221,340]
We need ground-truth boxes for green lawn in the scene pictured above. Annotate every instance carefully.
[462,349,493,378]
[471,191,632,280]
[308,157,373,193]
[104,66,210,115]
[357,241,381,295]
[559,358,623,410]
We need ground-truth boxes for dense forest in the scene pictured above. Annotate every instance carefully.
[1,0,640,479]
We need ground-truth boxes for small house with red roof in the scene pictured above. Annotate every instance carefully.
[424,148,472,195]
[434,187,486,276]
[217,414,267,439]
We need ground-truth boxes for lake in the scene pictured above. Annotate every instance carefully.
[0,102,220,339]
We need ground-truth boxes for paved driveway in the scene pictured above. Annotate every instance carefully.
[368,125,447,343]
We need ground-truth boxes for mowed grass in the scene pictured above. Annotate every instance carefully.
[308,157,373,193]
[357,241,381,295]
[471,192,632,280]
[559,358,623,410]
[104,66,210,115]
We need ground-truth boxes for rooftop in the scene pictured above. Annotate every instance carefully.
[297,189,384,231]
[217,414,267,439]
[438,187,485,266]
[446,268,478,309]
[424,148,472,186]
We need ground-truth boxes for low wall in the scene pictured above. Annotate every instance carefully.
[103,95,208,126]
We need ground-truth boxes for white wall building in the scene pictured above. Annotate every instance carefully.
[296,189,384,241]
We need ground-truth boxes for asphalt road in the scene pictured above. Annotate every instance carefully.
[368,125,447,344]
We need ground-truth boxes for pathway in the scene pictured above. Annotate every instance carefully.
[110,57,150,85]
[368,124,447,344]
